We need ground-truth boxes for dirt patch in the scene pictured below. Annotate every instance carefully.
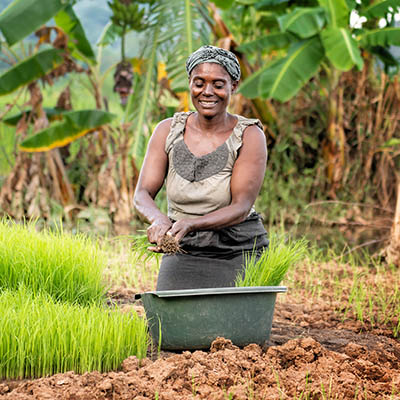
[1,294,400,399]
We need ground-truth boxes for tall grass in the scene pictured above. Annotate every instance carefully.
[0,218,107,305]
[235,236,308,287]
[0,287,149,379]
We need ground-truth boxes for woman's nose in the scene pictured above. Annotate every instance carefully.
[203,83,213,95]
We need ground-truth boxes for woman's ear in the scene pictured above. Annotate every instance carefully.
[231,80,238,93]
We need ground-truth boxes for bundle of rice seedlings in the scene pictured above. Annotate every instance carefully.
[235,236,308,287]
[0,218,107,305]
[0,287,149,379]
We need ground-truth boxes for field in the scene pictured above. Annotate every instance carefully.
[0,239,400,400]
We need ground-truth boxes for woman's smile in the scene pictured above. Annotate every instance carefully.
[198,99,218,108]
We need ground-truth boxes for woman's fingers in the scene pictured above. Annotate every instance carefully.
[147,245,163,253]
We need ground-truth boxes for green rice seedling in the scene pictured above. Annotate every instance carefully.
[0,218,108,305]
[0,287,149,379]
[235,236,308,287]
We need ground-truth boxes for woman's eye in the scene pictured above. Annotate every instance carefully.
[214,83,224,89]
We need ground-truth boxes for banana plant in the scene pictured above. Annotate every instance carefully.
[233,0,400,194]
[0,0,113,212]
[237,0,400,101]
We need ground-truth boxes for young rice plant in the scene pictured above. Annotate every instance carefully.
[0,218,107,305]
[0,287,149,379]
[235,235,308,287]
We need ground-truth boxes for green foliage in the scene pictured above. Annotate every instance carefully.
[0,287,149,379]
[19,109,116,152]
[235,235,308,287]
[0,218,108,305]
[0,49,63,96]
[259,38,324,102]
[235,0,400,101]
[277,7,326,39]
[0,0,66,46]
[54,4,96,63]
[321,27,363,71]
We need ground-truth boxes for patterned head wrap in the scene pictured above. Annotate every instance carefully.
[186,45,241,82]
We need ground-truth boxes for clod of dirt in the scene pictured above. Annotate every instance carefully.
[160,234,182,254]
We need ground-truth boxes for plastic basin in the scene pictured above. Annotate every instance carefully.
[137,286,287,350]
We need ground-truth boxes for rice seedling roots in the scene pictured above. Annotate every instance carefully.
[159,234,182,254]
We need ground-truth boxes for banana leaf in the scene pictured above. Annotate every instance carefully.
[54,5,96,64]
[0,0,66,46]
[0,49,63,96]
[361,0,400,19]
[238,62,273,99]
[277,7,326,39]
[259,37,324,102]
[237,32,297,54]
[359,27,400,47]
[211,0,235,9]
[19,110,116,152]
[3,108,65,126]
[321,27,364,71]
[96,22,123,47]
[318,0,349,28]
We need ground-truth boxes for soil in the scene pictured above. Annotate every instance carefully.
[1,265,400,399]
[159,234,181,254]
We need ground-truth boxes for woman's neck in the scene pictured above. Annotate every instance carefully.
[193,111,233,133]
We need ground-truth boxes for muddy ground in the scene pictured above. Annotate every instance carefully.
[1,267,400,399]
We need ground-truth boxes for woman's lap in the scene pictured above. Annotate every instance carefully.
[156,252,247,290]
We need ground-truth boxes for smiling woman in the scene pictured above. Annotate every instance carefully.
[133,45,269,290]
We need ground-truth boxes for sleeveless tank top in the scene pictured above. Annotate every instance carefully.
[165,111,264,221]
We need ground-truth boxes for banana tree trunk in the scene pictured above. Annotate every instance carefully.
[385,183,400,266]
[322,68,346,198]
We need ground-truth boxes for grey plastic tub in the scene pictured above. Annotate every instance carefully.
[137,286,287,350]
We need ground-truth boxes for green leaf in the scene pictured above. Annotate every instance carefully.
[318,0,349,28]
[212,0,235,9]
[359,27,400,47]
[3,108,66,126]
[0,49,63,96]
[237,32,296,53]
[0,0,66,46]
[382,138,400,148]
[96,22,123,47]
[253,0,289,6]
[321,27,364,71]
[238,62,272,98]
[54,5,96,64]
[259,37,324,102]
[278,7,326,39]
[361,0,400,19]
[235,0,258,4]
[19,110,116,152]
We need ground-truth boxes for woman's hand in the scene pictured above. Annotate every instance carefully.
[147,217,172,252]
[168,219,195,243]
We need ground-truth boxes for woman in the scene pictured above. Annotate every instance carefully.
[134,45,268,290]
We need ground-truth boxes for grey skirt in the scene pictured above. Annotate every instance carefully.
[156,212,268,291]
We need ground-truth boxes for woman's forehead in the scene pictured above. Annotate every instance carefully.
[190,62,231,80]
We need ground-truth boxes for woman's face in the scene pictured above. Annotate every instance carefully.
[189,62,238,118]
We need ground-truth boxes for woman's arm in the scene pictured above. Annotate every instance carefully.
[168,124,267,242]
[133,118,173,247]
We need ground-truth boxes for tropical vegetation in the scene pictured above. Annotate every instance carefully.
[0,0,399,260]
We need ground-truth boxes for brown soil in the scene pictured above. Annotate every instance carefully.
[1,266,400,399]
[160,234,182,254]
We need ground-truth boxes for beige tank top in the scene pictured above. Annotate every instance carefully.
[165,111,263,220]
